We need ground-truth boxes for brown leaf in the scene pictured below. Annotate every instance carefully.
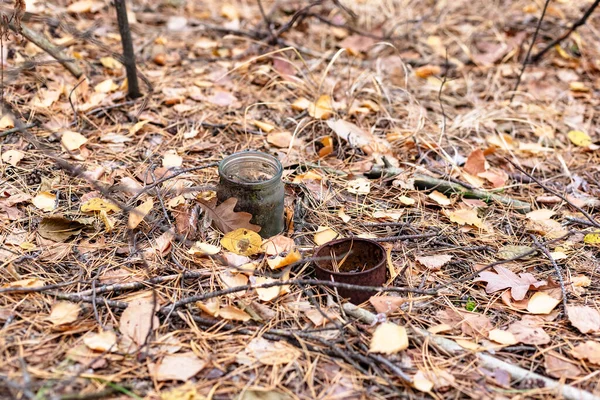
[198,197,260,234]
[47,302,80,326]
[153,352,206,381]
[369,296,405,314]
[571,341,600,364]
[474,265,546,301]
[119,298,159,347]
[436,309,493,338]
[567,305,600,334]
[464,149,486,175]
[507,317,551,345]
[38,217,85,242]
[544,351,581,379]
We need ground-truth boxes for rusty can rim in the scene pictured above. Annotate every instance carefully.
[313,237,386,277]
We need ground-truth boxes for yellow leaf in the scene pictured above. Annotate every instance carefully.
[252,120,276,133]
[47,302,80,326]
[94,78,117,93]
[61,131,88,151]
[32,191,56,212]
[308,95,334,120]
[220,228,262,256]
[100,56,123,69]
[527,292,560,315]
[129,120,149,135]
[584,233,600,245]
[83,330,117,352]
[254,277,281,302]
[569,81,589,92]
[314,226,338,245]
[446,209,485,229]
[291,97,312,111]
[99,209,115,232]
[415,64,441,79]
[488,329,517,345]
[188,242,221,256]
[428,190,451,206]
[67,0,103,13]
[128,198,154,229]
[554,44,571,59]
[369,322,408,354]
[19,242,36,251]
[568,130,592,147]
[81,197,121,213]
[218,305,251,321]
[266,248,301,270]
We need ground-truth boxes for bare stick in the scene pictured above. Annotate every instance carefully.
[114,0,141,98]
[531,0,600,63]
[510,0,551,101]
[8,23,82,78]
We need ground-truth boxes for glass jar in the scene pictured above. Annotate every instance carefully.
[217,151,284,238]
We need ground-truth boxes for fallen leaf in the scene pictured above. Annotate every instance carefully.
[197,299,220,317]
[372,210,403,221]
[198,197,261,234]
[244,337,300,365]
[81,198,121,213]
[267,131,292,148]
[571,341,600,364]
[437,309,493,338]
[100,56,122,69]
[326,119,373,149]
[254,277,281,302]
[427,323,453,334]
[568,130,592,147]
[3,278,45,289]
[119,298,159,346]
[369,296,405,314]
[412,370,434,392]
[544,351,581,379]
[0,114,14,128]
[218,305,251,321]
[415,65,441,79]
[47,302,80,326]
[346,178,371,195]
[266,249,301,270]
[32,191,56,212]
[526,218,568,239]
[567,305,600,334]
[455,339,481,351]
[527,291,560,315]
[187,242,221,256]
[497,245,534,260]
[488,329,517,345]
[38,217,85,242]
[369,322,409,354]
[252,120,275,133]
[308,95,334,120]
[291,97,311,111]
[446,209,486,230]
[464,149,486,175]
[475,265,546,301]
[507,317,551,345]
[416,254,453,271]
[569,82,589,93]
[128,198,154,229]
[162,150,183,168]
[207,90,237,107]
[61,131,88,151]
[67,0,104,13]
[314,226,338,245]
[583,233,600,245]
[2,150,24,166]
[477,168,508,188]
[154,352,206,381]
[219,271,248,295]
[94,78,117,93]
[261,235,294,256]
[428,190,451,206]
[526,209,556,221]
[339,34,377,55]
[221,228,262,256]
[83,330,117,352]
[399,196,415,206]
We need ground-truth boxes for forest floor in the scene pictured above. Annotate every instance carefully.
[0,0,600,399]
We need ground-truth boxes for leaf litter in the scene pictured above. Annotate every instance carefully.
[1,0,600,399]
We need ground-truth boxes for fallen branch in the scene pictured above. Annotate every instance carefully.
[413,173,532,213]
[9,23,82,78]
[416,328,600,400]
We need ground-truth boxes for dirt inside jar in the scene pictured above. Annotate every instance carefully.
[225,161,275,184]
